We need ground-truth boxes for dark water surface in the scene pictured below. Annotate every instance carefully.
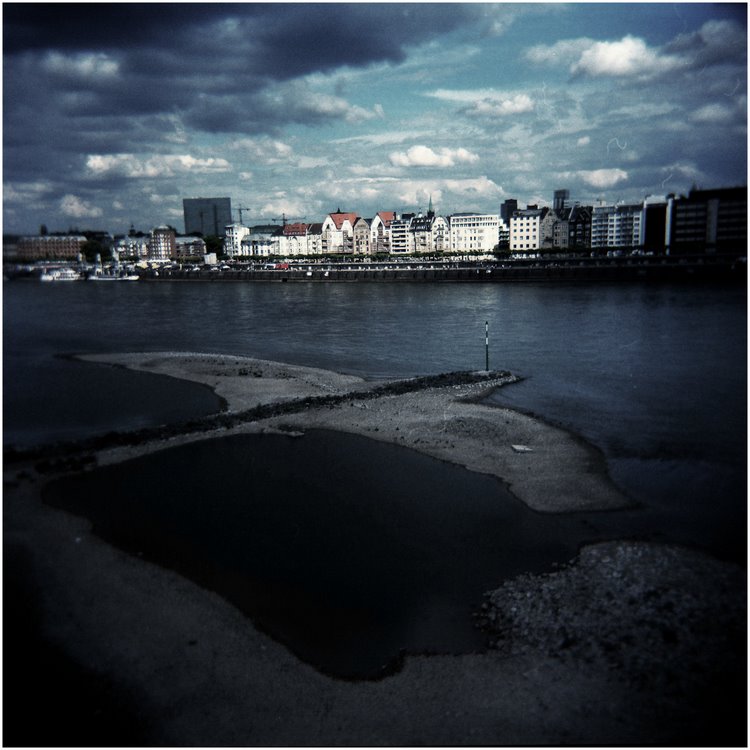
[44,430,622,679]
[6,279,747,678]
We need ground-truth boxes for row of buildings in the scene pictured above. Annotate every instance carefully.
[222,206,505,259]
[8,186,746,262]
[219,187,745,259]
[7,229,208,262]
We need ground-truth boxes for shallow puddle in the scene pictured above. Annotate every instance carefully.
[44,430,620,679]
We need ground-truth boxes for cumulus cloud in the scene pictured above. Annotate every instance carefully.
[529,20,746,81]
[571,36,683,77]
[4,181,54,202]
[577,169,629,188]
[395,176,501,207]
[527,35,685,79]
[59,194,103,218]
[690,103,735,123]
[667,19,747,68]
[427,88,534,118]
[466,94,534,118]
[525,38,596,66]
[389,145,479,168]
[230,137,293,163]
[86,153,231,178]
[4,4,747,232]
[41,51,119,79]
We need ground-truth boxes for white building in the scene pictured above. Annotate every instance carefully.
[410,212,449,254]
[321,211,358,254]
[389,214,415,254]
[114,235,149,259]
[306,223,324,256]
[591,203,643,249]
[509,208,546,251]
[278,223,309,256]
[450,213,501,254]
[370,211,395,254]
[224,223,250,258]
[241,227,281,257]
[352,217,371,255]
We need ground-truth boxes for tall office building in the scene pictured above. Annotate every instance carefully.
[183,197,232,236]
[500,199,518,225]
[553,189,570,212]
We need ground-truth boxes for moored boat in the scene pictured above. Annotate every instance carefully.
[40,268,81,281]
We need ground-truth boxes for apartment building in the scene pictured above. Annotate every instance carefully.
[389,213,415,254]
[149,226,176,260]
[668,186,747,254]
[353,217,371,255]
[224,223,251,258]
[16,234,86,261]
[321,211,358,254]
[410,212,449,254]
[509,208,547,251]
[449,213,501,253]
[278,222,309,256]
[114,235,149,259]
[550,205,592,250]
[370,211,395,254]
[539,209,558,250]
[306,223,324,256]
[241,226,280,257]
[591,204,643,250]
[174,236,207,259]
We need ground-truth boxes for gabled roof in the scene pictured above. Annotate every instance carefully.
[327,211,359,229]
[283,222,307,236]
[307,223,323,234]
[376,211,396,226]
[410,215,436,232]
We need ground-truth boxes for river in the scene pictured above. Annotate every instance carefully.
[5,278,746,677]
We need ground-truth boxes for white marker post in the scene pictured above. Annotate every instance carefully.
[485,320,489,371]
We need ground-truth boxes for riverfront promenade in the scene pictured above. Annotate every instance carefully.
[138,253,746,283]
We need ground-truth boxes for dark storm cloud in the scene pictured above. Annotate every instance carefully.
[3,4,232,54]
[4,3,480,143]
[4,4,476,80]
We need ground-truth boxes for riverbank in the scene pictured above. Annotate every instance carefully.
[3,352,746,745]
[4,469,744,745]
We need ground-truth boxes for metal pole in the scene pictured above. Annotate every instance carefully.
[485,320,489,371]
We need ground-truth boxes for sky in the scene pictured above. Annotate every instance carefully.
[3,2,747,235]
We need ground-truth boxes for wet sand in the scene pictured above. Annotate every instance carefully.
[4,351,746,746]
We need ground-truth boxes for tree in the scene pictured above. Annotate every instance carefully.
[203,235,223,255]
[81,239,111,263]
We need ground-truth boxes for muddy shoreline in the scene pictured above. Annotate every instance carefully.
[3,352,746,745]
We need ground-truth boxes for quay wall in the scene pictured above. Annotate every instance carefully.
[141,257,746,284]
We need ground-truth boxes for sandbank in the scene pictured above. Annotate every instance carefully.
[78,351,628,513]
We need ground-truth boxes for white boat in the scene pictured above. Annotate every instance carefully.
[88,274,140,281]
[40,268,81,282]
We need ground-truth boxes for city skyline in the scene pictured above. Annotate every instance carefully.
[4,2,747,235]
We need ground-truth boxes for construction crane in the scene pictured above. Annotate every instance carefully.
[234,205,250,224]
[274,214,307,226]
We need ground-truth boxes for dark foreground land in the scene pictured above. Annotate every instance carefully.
[3,358,747,746]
